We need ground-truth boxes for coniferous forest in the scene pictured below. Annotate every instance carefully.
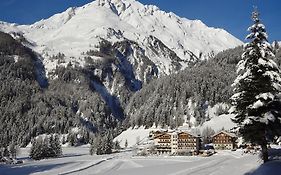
[1,29,281,149]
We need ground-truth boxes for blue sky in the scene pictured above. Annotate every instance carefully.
[0,0,280,42]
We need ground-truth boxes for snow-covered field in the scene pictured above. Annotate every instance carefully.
[2,147,278,175]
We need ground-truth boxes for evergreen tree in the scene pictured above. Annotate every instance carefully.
[102,132,113,154]
[91,133,113,155]
[51,134,62,157]
[113,140,121,151]
[47,135,53,158]
[125,139,128,148]
[30,137,44,160]
[201,127,215,144]
[3,147,9,157]
[90,135,100,155]
[231,9,281,163]
[94,136,103,155]
[30,135,62,160]
[9,142,18,159]
[89,143,96,155]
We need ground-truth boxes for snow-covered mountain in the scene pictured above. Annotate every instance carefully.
[0,0,242,75]
[0,0,244,146]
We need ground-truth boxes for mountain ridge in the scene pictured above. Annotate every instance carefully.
[0,0,242,75]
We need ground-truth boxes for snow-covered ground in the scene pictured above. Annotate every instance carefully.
[0,147,114,175]
[198,114,236,132]
[114,126,155,147]
[2,147,280,175]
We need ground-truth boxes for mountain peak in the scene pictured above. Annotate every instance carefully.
[96,0,143,16]
[0,0,242,74]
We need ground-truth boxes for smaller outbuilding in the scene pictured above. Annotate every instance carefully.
[212,131,237,150]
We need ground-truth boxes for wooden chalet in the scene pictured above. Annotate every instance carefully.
[152,130,201,155]
[212,131,237,150]
[154,132,172,154]
[177,132,201,153]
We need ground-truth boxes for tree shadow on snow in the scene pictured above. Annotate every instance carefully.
[0,162,74,175]
[244,148,281,175]
[244,160,281,175]
[61,153,88,158]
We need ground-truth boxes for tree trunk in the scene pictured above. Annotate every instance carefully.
[260,142,268,163]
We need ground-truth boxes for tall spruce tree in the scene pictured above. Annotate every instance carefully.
[231,9,281,162]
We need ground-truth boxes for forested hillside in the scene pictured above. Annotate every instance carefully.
[0,32,41,146]
[0,31,161,147]
[125,45,281,128]
[0,32,120,147]
[1,30,280,147]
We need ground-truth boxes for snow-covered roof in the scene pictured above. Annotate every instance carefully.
[211,130,237,138]
[153,130,200,139]
[153,132,172,139]
[177,131,201,138]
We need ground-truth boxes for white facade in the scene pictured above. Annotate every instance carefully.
[153,131,200,155]
[171,133,178,154]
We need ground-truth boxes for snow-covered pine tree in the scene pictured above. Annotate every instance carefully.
[30,135,62,160]
[9,142,18,159]
[231,9,281,162]
[95,136,103,155]
[273,40,280,54]
[30,136,44,160]
[113,140,121,150]
[49,134,62,158]
[3,147,9,157]
[90,135,100,155]
[91,133,113,155]
[202,127,215,144]
[47,135,53,158]
[53,134,62,157]
[102,132,113,154]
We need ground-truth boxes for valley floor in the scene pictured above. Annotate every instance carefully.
[0,147,279,175]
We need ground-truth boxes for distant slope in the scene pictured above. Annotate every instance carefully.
[125,45,281,129]
[125,46,243,128]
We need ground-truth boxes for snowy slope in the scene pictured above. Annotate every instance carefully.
[197,114,236,132]
[114,126,155,147]
[197,104,236,132]
[0,0,242,74]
